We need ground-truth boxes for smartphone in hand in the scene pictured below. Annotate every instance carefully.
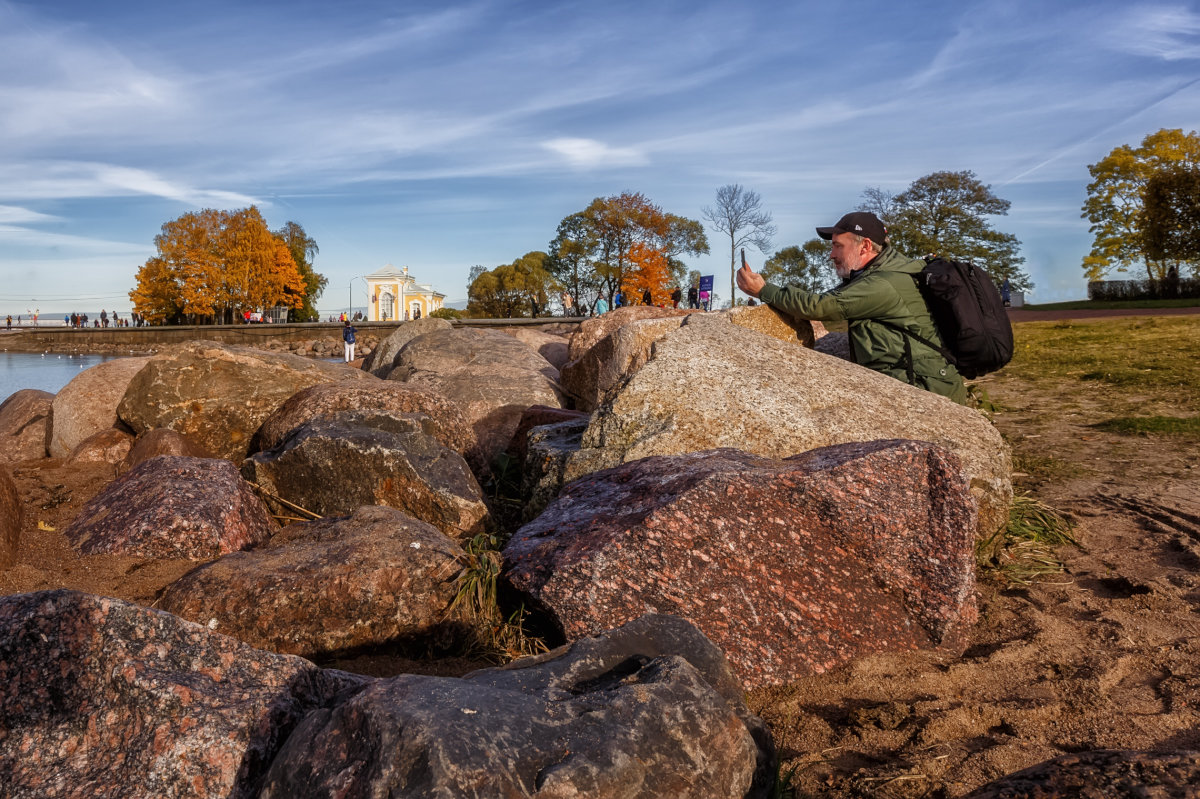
[740,248,748,270]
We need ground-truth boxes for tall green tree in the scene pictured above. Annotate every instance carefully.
[701,184,776,305]
[467,251,558,318]
[273,221,326,321]
[761,239,833,292]
[862,171,1032,291]
[1082,128,1200,280]
[1141,166,1200,280]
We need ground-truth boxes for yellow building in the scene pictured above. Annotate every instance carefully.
[364,264,446,321]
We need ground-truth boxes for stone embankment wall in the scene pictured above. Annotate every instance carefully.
[0,318,581,356]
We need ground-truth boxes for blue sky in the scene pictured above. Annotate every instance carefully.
[1,0,1198,316]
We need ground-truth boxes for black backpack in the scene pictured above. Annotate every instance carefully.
[879,258,1014,380]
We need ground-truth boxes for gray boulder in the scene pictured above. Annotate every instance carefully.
[388,327,565,465]
[565,312,1010,537]
[249,379,485,476]
[242,411,489,541]
[0,389,53,461]
[64,455,277,559]
[160,505,469,658]
[116,342,374,461]
[259,614,773,799]
[505,440,978,689]
[499,326,571,371]
[0,590,364,799]
[48,356,150,458]
[360,317,452,377]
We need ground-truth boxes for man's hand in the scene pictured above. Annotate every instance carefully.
[737,262,766,298]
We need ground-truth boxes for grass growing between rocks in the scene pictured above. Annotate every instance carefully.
[450,532,549,662]
[976,494,1079,585]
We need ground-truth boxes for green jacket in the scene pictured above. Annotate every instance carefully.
[758,245,967,404]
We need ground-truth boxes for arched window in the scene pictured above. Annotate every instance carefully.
[381,291,395,321]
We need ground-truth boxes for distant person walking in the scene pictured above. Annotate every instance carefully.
[561,290,574,317]
[642,288,652,306]
[594,294,609,315]
[671,287,682,308]
[342,320,357,362]
[1001,278,1012,307]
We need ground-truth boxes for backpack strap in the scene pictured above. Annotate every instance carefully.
[874,317,957,368]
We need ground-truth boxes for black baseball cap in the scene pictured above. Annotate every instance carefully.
[816,212,887,246]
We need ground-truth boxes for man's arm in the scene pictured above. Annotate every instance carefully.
[737,262,845,321]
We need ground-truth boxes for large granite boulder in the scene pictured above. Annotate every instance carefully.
[119,428,213,473]
[0,465,20,569]
[965,749,1200,798]
[504,440,978,689]
[48,356,150,458]
[161,505,468,658]
[565,306,694,363]
[387,327,565,465]
[565,312,1011,537]
[562,315,690,412]
[360,317,452,378]
[243,411,488,541]
[0,388,53,461]
[563,305,816,415]
[499,326,571,371]
[249,380,485,475]
[0,590,364,799]
[116,342,373,461]
[64,455,277,559]
[259,614,773,799]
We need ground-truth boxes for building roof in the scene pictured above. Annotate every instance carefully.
[366,264,408,279]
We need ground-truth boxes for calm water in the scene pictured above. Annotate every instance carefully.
[0,351,128,400]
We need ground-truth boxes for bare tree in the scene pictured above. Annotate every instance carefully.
[702,184,777,303]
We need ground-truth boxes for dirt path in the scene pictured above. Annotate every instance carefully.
[753,353,1200,797]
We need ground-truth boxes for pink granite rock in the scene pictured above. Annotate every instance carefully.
[504,404,590,464]
[63,455,277,559]
[119,428,213,473]
[66,427,133,465]
[387,327,564,465]
[48,356,150,458]
[161,505,468,657]
[0,389,53,461]
[0,465,20,568]
[504,440,978,689]
[565,306,695,363]
[0,590,364,799]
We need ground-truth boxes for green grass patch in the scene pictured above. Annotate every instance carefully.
[1021,298,1200,311]
[1008,316,1200,407]
[1092,415,1200,437]
[977,495,1079,585]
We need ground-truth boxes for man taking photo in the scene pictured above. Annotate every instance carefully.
[737,211,966,404]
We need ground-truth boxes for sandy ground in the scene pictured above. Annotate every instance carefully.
[2,313,1199,796]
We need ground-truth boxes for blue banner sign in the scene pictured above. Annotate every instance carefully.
[698,275,714,292]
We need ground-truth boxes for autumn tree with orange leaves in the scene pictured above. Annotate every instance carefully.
[131,207,313,324]
[546,192,708,309]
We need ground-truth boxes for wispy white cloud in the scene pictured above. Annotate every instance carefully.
[0,162,259,207]
[0,205,56,224]
[541,138,648,169]
[1103,5,1200,60]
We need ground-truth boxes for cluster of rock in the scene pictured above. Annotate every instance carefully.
[0,305,1034,796]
